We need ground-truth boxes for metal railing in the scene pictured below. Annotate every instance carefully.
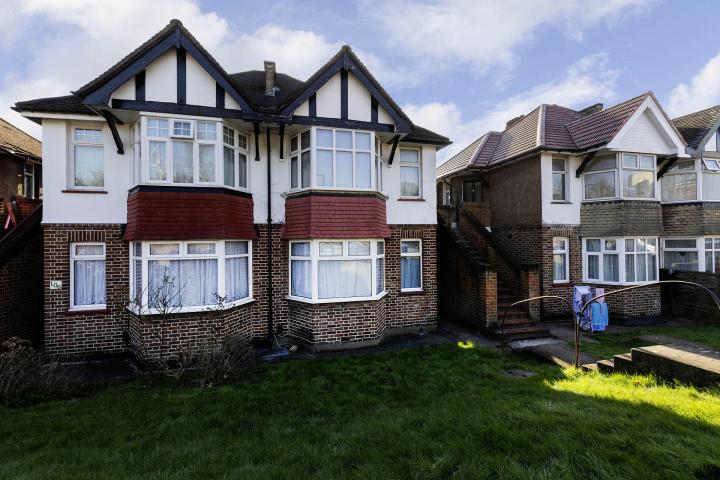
[500,280,720,367]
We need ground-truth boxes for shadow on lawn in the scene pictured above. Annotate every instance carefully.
[0,344,719,479]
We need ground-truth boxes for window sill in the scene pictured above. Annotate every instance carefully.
[66,307,107,315]
[397,197,425,202]
[580,280,659,287]
[127,297,255,316]
[400,289,424,295]
[62,189,108,194]
[286,291,388,304]
[551,201,572,204]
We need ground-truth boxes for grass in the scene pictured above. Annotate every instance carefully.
[581,324,720,359]
[1,344,720,479]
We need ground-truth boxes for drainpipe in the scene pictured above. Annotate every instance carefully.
[266,127,274,346]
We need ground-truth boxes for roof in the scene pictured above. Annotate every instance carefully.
[14,20,449,147]
[436,91,680,177]
[0,118,41,160]
[672,105,720,150]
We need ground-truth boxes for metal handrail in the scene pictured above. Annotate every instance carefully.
[499,280,720,368]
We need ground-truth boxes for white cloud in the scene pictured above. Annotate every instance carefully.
[366,0,653,76]
[666,51,720,117]
[0,1,355,138]
[406,53,619,164]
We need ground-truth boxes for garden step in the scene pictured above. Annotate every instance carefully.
[612,353,634,373]
[596,359,615,373]
[490,325,551,341]
[629,344,720,385]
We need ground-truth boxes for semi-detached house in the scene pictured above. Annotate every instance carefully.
[14,19,449,359]
[436,92,720,330]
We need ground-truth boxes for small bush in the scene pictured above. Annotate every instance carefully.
[0,337,71,401]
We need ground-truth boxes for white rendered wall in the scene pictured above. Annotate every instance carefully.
[144,50,177,103]
[384,144,438,224]
[42,120,132,224]
[540,152,582,225]
[347,73,371,121]
[315,73,341,118]
[185,54,216,107]
[110,77,135,102]
[615,109,673,154]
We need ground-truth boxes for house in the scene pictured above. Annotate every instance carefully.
[435,92,711,334]
[13,19,449,359]
[0,120,43,344]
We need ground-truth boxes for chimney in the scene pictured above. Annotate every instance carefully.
[505,115,525,129]
[578,103,603,118]
[264,61,278,96]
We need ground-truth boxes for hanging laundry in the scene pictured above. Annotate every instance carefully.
[590,302,609,332]
[573,285,594,332]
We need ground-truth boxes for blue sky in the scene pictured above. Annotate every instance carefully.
[2,0,720,162]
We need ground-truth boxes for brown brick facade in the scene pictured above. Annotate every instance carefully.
[43,223,436,358]
[662,202,720,236]
[580,200,664,237]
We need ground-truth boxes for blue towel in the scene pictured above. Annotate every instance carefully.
[590,302,608,332]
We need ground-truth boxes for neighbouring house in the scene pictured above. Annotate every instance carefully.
[13,19,449,360]
[435,92,713,337]
[0,119,43,344]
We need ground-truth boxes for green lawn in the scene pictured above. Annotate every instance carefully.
[1,344,720,479]
[581,324,720,360]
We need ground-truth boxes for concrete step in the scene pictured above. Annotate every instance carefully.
[630,344,720,385]
[612,353,634,373]
[491,325,551,341]
[581,363,598,372]
[596,359,615,373]
[500,318,536,327]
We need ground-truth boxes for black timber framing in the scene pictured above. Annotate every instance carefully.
[340,70,348,120]
[308,94,316,117]
[77,25,256,115]
[135,71,145,101]
[177,47,186,104]
[657,155,679,179]
[280,51,411,133]
[101,110,124,154]
[279,124,285,160]
[215,82,224,109]
[387,135,400,165]
[254,123,260,161]
[575,150,597,178]
[371,97,378,123]
[111,99,245,119]
[291,115,395,133]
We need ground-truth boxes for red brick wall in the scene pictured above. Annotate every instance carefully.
[282,192,391,239]
[124,188,256,241]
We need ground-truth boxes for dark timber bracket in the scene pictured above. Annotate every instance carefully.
[176,47,186,105]
[387,135,400,165]
[134,71,145,101]
[575,151,597,178]
[101,110,124,154]
[279,124,285,160]
[254,123,260,161]
[215,82,224,109]
[657,155,678,179]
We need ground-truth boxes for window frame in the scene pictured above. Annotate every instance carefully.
[582,237,658,285]
[221,125,250,191]
[462,179,482,203]
[705,237,720,273]
[662,237,700,272]
[130,240,253,314]
[552,237,570,284]
[70,242,107,311]
[551,158,568,202]
[399,148,422,199]
[70,126,105,190]
[287,239,387,303]
[23,163,35,199]
[661,158,698,203]
[400,238,423,292]
[582,152,658,201]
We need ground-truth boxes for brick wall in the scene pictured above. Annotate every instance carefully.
[580,200,664,237]
[662,202,720,236]
[43,222,435,358]
[0,220,43,344]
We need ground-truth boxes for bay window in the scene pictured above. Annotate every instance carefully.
[662,238,699,271]
[400,149,422,197]
[706,238,720,273]
[401,239,422,291]
[130,240,252,313]
[141,117,248,190]
[71,243,106,310]
[552,238,569,283]
[703,165,720,201]
[583,237,657,284]
[72,127,104,188]
[288,240,386,302]
[583,152,657,200]
[662,159,697,202]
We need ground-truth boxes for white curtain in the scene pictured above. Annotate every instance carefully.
[74,259,106,305]
[400,166,420,197]
[291,259,311,298]
[225,257,249,301]
[319,260,371,298]
[149,259,218,307]
[603,254,619,282]
[553,253,567,281]
[587,255,599,280]
[401,257,421,289]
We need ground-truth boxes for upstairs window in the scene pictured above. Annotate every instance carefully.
[222,126,249,189]
[399,149,421,198]
[702,160,720,201]
[463,180,482,203]
[290,131,311,189]
[583,152,656,201]
[72,127,104,188]
[314,129,372,189]
[552,158,567,201]
[622,153,655,199]
[662,159,697,202]
[583,155,616,200]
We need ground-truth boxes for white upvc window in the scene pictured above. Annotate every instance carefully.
[288,239,386,303]
[399,148,422,198]
[130,240,252,314]
[142,116,248,189]
[70,243,106,310]
[583,237,658,285]
[552,158,567,201]
[662,238,699,272]
[662,159,697,202]
[705,238,720,273]
[375,136,384,192]
[702,161,720,201]
[583,152,656,201]
[23,163,35,199]
[222,126,249,190]
[71,127,104,188]
[400,239,422,291]
[289,131,312,189]
[552,237,569,283]
[702,158,720,172]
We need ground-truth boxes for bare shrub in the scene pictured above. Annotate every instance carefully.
[0,337,72,401]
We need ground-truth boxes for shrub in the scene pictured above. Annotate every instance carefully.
[0,337,71,401]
